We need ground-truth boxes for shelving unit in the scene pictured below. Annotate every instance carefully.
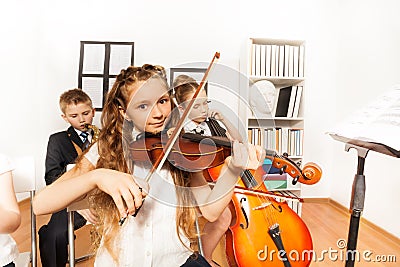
[239,37,306,214]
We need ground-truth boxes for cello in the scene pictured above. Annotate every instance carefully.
[201,118,321,267]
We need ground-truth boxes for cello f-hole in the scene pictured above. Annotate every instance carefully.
[239,197,249,229]
[271,203,283,213]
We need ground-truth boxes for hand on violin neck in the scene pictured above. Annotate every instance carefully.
[227,141,265,173]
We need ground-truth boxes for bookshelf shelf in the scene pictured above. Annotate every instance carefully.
[249,76,304,85]
[239,37,306,213]
[251,38,303,46]
[248,117,304,121]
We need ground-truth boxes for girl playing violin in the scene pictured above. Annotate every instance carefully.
[173,75,241,266]
[33,64,264,266]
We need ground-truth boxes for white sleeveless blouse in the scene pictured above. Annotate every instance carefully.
[86,143,192,266]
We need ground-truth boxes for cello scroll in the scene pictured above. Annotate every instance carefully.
[266,150,322,185]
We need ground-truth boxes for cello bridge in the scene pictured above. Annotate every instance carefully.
[252,202,272,211]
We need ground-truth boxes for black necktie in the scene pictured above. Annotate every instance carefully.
[80,131,90,150]
[193,125,205,135]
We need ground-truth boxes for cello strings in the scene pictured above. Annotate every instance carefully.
[208,118,279,229]
[242,169,279,228]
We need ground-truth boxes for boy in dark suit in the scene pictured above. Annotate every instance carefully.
[39,88,95,267]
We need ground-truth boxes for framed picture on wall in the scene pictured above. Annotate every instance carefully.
[169,67,207,93]
[78,41,134,111]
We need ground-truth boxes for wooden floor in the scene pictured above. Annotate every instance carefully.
[11,200,94,267]
[297,200,398,267]
[12,199,399,266]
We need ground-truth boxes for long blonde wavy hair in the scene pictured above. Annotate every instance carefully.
[89,64,199,263]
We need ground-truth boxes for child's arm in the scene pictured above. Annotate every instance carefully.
[33,159,95,215]
[190,162,239,222]
[210,110,243,142]
[190,141,264,222]
[33,167,145,219]
[0,170,21,233]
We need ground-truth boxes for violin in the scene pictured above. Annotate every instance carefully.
[129,131,232,173]
[129,132,321,184]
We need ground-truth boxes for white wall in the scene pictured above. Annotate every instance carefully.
[329,0,400,238]
[0,1,41,195]
[0,0,398,237]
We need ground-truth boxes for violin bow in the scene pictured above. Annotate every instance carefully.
[143,52,220,183]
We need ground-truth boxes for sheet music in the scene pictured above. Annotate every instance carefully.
[82,77,103,109]
[328,84,400,151]
[82,44,105,74]
[109,45,132,75]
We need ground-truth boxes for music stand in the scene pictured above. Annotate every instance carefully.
[329,134,400,267]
